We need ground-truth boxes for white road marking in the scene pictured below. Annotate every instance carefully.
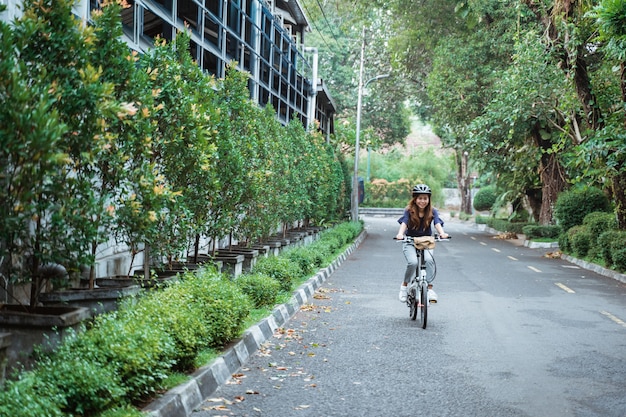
[527,266,542,273]
[555,282,575,293]
[508,256,518,261]
[600,311,626,329]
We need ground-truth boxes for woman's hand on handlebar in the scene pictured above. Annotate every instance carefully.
[395,233,404,240]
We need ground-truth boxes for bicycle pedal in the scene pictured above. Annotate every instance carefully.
[429,300,437,304]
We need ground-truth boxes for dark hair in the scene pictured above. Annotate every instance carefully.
[405,194,433,231]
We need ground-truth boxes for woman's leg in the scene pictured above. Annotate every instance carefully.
[424,249,435,282]
[402,241,418,285]
[399,241,418,302]
[424,249,438,303]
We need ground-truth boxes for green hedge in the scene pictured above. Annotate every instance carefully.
[559,211,626,272]
[554,187,611,233]
[0,221,363,416]
[521,224,562,239]
[481,217,530,234]
[473,185,497,212]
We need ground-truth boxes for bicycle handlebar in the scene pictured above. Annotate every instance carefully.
[393,235,452,242]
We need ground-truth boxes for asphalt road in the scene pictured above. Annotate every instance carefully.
[190,215,626,417]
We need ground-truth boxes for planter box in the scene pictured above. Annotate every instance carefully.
[217,248,259,272]
[95,275,137,288]
[258,240,281,257]
[39,285,141,316]
[234,244,271,258]
[0,305,90,372]
[209,254,245,277]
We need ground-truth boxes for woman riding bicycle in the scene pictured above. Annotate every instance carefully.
[395,184,449,303]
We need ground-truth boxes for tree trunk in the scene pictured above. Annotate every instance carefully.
[538,151,567,225]
[613,169,626,230]
[457,149,472,214]
[525,188,542,222]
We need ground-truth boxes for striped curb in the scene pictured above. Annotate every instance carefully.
[143,229,368,417]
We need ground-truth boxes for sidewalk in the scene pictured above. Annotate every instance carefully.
[142,229,369,417]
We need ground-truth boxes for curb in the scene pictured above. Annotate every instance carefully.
[561,254,626,285]
[475,223,626,285]
[142,229,368,417]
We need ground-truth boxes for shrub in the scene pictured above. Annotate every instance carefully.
[236,273,281,308]
[569,225,592,258]
[475,215,488,224]
[175,269,251,348]
[554,187,611,233]
[612,247,626,272]
[283,247,316,276]
[0,372,65,417]
[486,218,530,234]
[582,212,617,260]
[582,212,617,239]
[522,225,562,240]
[608,231,626,272]
[598,230,622,266]
[306,240,333,267]
[254,255,301,292]
[72,306,177,399]
[558,230,571,252]
[138,276,215,370]
[473,185,497,211]
[35,354,126,415]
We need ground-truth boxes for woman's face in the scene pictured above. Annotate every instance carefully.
[414,194,430,209]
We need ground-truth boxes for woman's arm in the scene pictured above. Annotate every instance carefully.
[396,222,407,240]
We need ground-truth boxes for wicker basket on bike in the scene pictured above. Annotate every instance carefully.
[412,236,436,250]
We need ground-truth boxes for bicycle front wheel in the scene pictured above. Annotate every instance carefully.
[420,282,428,329]
[409,286,418,320]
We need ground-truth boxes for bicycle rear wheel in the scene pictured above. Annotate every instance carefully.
[409,286,418,320]
[420,282,428,329]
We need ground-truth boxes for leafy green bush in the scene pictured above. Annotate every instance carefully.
[582,212,617,238]
[475,215,488,224]
[612,246,626,272]
[521,225,562,239]
[473,185,497,211]
[485,218,530,234]
[69,306,177,400]
[167,269,251,349]
[554,187,611,233]
[235,273,281,308]
[36,354,126,415]
[569,225,592,258]
[306,240,333,267]
[581,212,617,260]
[0,221,365,416]
[254,255,302,292]
[0,372,65,417]
[598,230,621,266]
[283,247,316,276]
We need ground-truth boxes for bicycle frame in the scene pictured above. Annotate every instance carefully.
[397,235,450,329]
[406,242,429,328]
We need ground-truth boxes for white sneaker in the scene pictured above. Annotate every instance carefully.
[428,288,438,304]
[399,286,407,302]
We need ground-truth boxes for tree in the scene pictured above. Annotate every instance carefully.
[1,0,116,307]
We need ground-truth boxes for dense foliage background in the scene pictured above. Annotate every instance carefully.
[302,0,626,230]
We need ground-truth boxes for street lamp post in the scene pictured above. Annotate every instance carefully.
[350,51,389,221]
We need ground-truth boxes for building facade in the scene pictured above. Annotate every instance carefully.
[0,0,335,136]
[0,0,336,284]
